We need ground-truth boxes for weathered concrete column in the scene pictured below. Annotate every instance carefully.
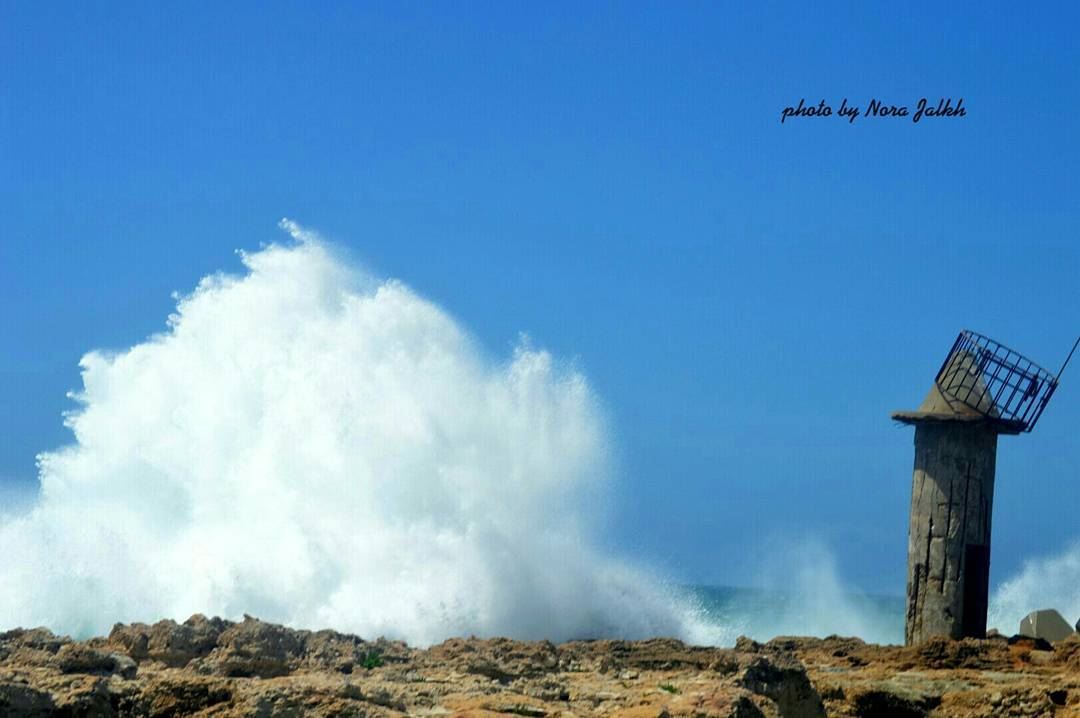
[903,420,997,644]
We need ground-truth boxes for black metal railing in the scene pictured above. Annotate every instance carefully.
[934,330,1058,432]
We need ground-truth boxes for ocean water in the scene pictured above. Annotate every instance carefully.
[681,585,905,646]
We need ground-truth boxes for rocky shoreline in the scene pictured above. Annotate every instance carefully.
[2,616,1078,717]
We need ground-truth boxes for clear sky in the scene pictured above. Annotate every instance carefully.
[2,2,1078,594]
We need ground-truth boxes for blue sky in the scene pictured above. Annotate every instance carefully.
[2,2,1078,593]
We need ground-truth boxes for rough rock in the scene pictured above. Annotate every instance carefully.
[0,683,55,716]
[52,643,138,678]
[735,653,825,717]
[2,619,1080,716]
[107,614,226,667]
[191,615,307,677]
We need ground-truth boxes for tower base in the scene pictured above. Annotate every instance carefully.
[901,419,998,645]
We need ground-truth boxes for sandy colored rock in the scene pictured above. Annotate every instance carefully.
[2,618,1080,716]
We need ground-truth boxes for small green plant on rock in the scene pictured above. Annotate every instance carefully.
[659,683,679,694]
[361,650,384,669]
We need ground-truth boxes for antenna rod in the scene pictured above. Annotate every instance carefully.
[1057,335,1080,381]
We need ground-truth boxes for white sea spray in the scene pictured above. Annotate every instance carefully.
[0,222,689,644]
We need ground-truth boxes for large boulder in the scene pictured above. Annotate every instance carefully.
[1018,609,1075,642]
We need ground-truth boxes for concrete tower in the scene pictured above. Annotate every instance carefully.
[892,331,1068,646]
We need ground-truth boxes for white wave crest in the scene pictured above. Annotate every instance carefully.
[0,223,694,644]
[989,541,1080,634]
